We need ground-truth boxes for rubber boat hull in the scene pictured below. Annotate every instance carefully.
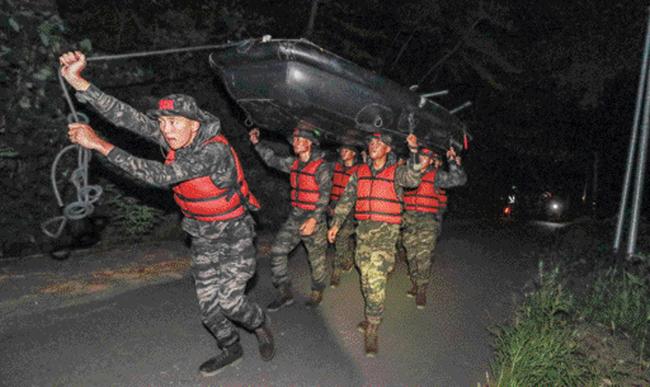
[209,38,469,153]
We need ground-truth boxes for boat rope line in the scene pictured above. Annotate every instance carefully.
[41,41,249,239]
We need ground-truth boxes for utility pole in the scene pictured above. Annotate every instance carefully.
[613,8,650,257]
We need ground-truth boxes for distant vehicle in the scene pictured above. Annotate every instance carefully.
[537,191,569,222]
[499,188,570,222]
[499,185,519,221]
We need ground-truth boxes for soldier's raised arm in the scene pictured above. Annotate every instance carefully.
[59,51,164,146]
[435,147,467,189]
[249,128,295,173]
[395,133,423,189]
[68,122,230,188]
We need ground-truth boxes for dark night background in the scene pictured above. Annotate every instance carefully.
[2,0,650,256]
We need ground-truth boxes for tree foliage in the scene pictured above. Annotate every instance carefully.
[534,2,643,109]
[308,0,520,92]
[1,0,645,256]
[0,0,91,256]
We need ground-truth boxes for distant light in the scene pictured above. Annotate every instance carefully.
[289,68,305,82]
[548,200,562,213]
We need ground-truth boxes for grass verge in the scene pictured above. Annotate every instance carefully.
[488,261,650,386]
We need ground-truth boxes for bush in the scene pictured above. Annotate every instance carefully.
[581,266,650,359]
[105,185,165,238]
[489,262,598,386]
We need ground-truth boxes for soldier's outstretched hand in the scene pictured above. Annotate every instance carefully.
[446,147,461,166]
[249,128,260,145]
[406,133,418,152]
[59,51,90,91]
[300,217,317,236]
[68,123,114,155]
[327,225,339,243]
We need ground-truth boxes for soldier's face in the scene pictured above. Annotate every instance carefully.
[368,138,391,161]
[292,136,312,155]
[419,154,433,170]
[339,148,356,162]
[158,116,200,150]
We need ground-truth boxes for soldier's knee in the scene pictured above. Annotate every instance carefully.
[219,297,245,317]
[270,242,291,254]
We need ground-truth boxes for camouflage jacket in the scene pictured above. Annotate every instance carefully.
[327,160,360,224]
[254,141,332,221]
[403,161,467,220]
[76,84,253,240]
[430,161,467,190]
[331,154,422,229]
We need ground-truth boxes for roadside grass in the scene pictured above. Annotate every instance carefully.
[488,259,650,386]
[581,266,650,361]
[489,263,598,386]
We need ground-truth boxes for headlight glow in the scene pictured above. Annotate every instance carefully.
[548,200,561,213]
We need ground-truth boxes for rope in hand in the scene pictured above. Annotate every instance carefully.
[40,73,103,238]
[41,40,251,239]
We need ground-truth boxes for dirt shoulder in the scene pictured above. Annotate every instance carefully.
[0,240,192,330]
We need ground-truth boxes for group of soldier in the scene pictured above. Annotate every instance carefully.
[59,50,466,377]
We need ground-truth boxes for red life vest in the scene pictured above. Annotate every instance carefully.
[290,158,325,211]
[404,168,444,213]
[330,162,358,202]
[354,164,402,224]
[436,187,448,209]
[165,135,260,222]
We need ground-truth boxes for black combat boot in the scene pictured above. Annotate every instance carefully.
[199,342,243,377]
[254,317,275,361]
[305,289,323,308]
[267,284,294,312]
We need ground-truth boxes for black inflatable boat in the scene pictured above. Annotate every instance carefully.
[209,38,469,153]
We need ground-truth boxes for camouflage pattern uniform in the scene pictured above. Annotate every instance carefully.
[331,154,421,325]
[254,141,332,292]
[331,212,356,271]
[76,85,265,348]
[402,163,466,288]
[328,162,358,274]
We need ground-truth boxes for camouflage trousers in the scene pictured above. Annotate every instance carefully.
[355,220,400,325]
[190,218,265,348]
[401,212,441,288]
[270,212,329,291]
[332,216,356,270]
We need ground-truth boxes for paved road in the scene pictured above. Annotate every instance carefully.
[0,220,546,385]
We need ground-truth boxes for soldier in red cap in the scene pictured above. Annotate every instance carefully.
[60,51,274,377]
[402,146,466,309]
[249,124,332,311]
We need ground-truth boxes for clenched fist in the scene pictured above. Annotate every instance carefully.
[249,128,260,145]
[59,51,90,91]
[68,123,114,155]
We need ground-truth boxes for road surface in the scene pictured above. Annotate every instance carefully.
[0,220,547,385]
